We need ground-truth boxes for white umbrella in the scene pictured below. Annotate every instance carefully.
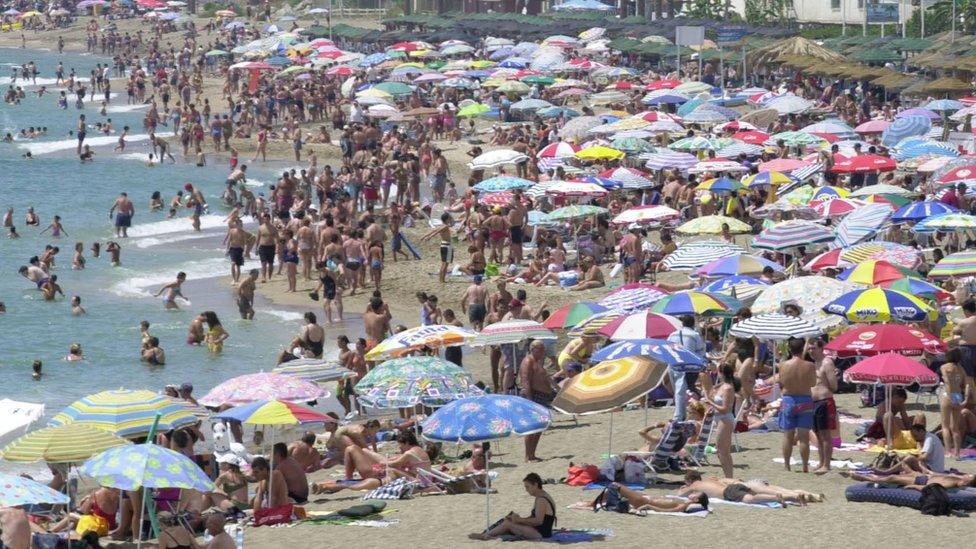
[468,149,530,170]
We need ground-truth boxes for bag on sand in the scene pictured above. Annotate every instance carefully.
[566,463,601,486]
[623,458,646,484]
[920,484,951,516]
[598,456,623,482]
[253,504,294,527]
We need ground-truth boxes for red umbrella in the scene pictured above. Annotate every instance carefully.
[831,154,896,173]
[939,165,976,184]
[646,79,681,90]
[596,311,682,340]
[810,132,839,143]
[804,248,850,272]
[825,325,945,357]
[478,191,529,207]
[732,130,770,144]
[633,111,682,123]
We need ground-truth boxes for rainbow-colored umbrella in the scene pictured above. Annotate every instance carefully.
[552,356,668,415]
[215,400,336,425]
[354,356,482,409]
[473,320,556,346]
[695,253,783,277]
[50,389,198,439]
[696,176,743,194]
[836,259,920,285]
[743,170,794,188]
[823,288,937,323]
[543,302,609,329]
[567,310,626,337]
[880,278,950,300]
[649,290,729,316]
[2,424,130,464]
[929,251,976,278]
[199,373,326,407]
[596,311,682,340]
[364,324,478,361]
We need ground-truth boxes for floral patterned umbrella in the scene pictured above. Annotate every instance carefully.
[81,444,214,492]
[753,277,856,330]
[0,472,70,506]
[354,356,482,409]
[199,373,325,407]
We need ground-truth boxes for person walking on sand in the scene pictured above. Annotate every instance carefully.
[521,340,553,462]
[421,212,454,284]
[256,213,277,283]
[154,272,188,311]
[779,337,817,473]
[108,191,134,238]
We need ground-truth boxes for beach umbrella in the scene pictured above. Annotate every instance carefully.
[538,106,580,119]
[649,291,729,316]
[198,372,325,407]
[838,242,921,269]
[689,160,749,175]
[510,98,553,112]
[643,151,698,171]
[766,95,813,114]
[835,258,915,285]
[696,176,744,194]
[575,145,625,161]
[676,215,751,236]
[422,394,551,528]
[802,119,857,139]
[0,473,69,507]
[457,103,491,117]
[881,116,932,147]
[543,303,609,330]
[929,251,976,278]
[597,283,670,313]
[880,277,950,300]
[82,444,213,492]
[561,116,605,140]
[732,130,771,144]
[915,212,976,232]
[537,142,580,160]
[848,183,914,197]
[728,313,822,341]
[496,81,530,95]
[272,358,358,383]
[567,311,627,337]
[669,136,717,151]
[473,320,556,346]
[50,389,198,439]
[751,220,834,251]
[811,197,866,218]
[468,149,529,169]
[683,108,729,124]
[767,131,825,147]
[831,154,897,173]
[611,205,680,225]
[742,171,793,188]
[700,275,770,301]
[215,399,335,425]
[353,357,482,409]
[695,253,782,278]
[660,241,744,271]
[599,167,653,189]
[825,325,945,357]
[472,176,535,193]
[757,158,810,173]
[823,287,936,323]
[832,202,893,248]
[891,201,956,223]
[546,181,610,198]
[364,324,479,361]
[855,120,891,134]
[596,311,681,340]
[590,340,705,371]
[543,205,609,222]
[753,277,854,330]
[479,191,530,207]
[1,424,130,464]
[939,165,976,185]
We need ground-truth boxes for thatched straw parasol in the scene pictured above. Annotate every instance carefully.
[748,36,846,69]
[921,77,973,96]
[871,71,917,91]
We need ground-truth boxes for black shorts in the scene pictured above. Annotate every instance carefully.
[258,244,275,264]
[813,397,838,431]
[468,303,487,324]
[510,225,523,243]
[722,483,753,502]
[440,244,453,263]
[228,247,244,267]
[322,276,336,300]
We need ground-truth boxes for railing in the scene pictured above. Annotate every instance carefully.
[331,7,388,17]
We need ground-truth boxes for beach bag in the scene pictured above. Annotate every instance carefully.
[920,484,952,516]
[602,485,630,513]
[623,458,645,484]
[253,504,294,527]
[870,451,900,471]
[484,263,500,277]
[598,456,623,482]
[566,463,600,486]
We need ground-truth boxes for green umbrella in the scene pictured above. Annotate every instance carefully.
[611,137,654,154]
[426,60,446,70]
[521,75,555,85]
[543,205,608,221]
[769,131,825,147]
[205,49,230,57]
[277,65,310,77]
[374,81,413,96]
[457,103,490,117]
[497,81,530,94]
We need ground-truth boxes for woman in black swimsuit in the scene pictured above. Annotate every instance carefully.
[470,473,556,540]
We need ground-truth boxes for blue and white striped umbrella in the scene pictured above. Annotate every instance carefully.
[925,99,964,112]
[598,285,669,312]
[716,142,765,158]
[499,57,530,68]
[752,221,835,251]
[891,140,959,161]
[589,339,706,371]
[801,119,857,140]
[642,150,698,171]
[700,275,770,301]
[600,168,653,189]
[473,176,535,193]
[787,162,823,183]
[661,242,745,271]
[834,203,892,247]
[643,93,689,106]
[881,115,932,147]
[576,175,623,189]
[892,201,957,223]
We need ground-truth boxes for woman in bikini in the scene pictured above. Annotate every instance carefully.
[469,473,556,541]
[940,347,970,458]
[203,455,250,511]
[311,430,431,494]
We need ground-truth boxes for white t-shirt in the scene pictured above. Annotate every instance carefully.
[921,432,946,473]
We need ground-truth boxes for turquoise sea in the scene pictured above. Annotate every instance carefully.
[0,48,324,423]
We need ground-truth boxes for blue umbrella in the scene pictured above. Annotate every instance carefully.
[643,94,688,106]
[422,394,551,530]
[265,56,292,66]
[537,106,579,119]
[925,99,963,112]
[892,201,958,223]
[464,70,491,79]
[499,57,530,69]
[701,103,740,120]
[473,175,535,193]
[700,275,770,301]
[81,445,214,492]
[0,472,70,507]
[882,115,932,147]
[676,98,705,116]
[361,52,389,66]
[575,175,622,189]
[489,47,514,60]
[263,24,282,33]
[589,339,706,372]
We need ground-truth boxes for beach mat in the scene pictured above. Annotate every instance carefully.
[304,508,398,527]
[667,495,782,509]
[772,457,864,469]
[565,502,709,517]
[581,481,645,491]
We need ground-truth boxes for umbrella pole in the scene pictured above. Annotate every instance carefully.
[136,490,146,549]
[608,411,614,459]
[885,384,893,450]
[141,412,163,544]
[484,448,491,533]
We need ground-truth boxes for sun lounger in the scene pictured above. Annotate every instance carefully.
[415,468,491,495]
[623,420,696,482]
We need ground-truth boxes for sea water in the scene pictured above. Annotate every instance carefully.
[0,48,331,423]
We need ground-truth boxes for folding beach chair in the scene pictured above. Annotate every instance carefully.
[624,420,696,483]
[415,468,492,495]
[687,413,714,467]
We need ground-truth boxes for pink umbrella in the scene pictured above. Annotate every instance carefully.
[757,158,810,172]
[811,197,867,218]
[326,65,358,76]
[804,248,852,272]
[843,353,938,447]
[554,88,589,99]
[596,311,681,340]
[413,73,447,83]
[854,120,891,134]
[633,111,682,123]
[199,373,326,407]
[478,191,529,206]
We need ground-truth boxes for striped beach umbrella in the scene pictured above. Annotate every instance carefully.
[834,203,893,247]
[840,242,920,268]
[880,278,951,301]
[473,320,556,346]
[599,167,653,188]
[596,311,681,340]
[677,215,752,235]
[365,324,479,361]
[199,373,326,407]
[716,142,765,158]
[695,253,782,277]
[891,201,957,223]
[669,136,717,151]
[272,359,358,383]
[589,340,706,371]
[353,357,482,408]
[50,389,199,439]
[472,175,535,193]
[929,251,976,278]
[751,221,834,251]
[812,197,867,218]
[215,399,336,425]
[837,259,919,285]
[767,131,825,147]
[728,313,822,341]
[545,181,610,198]
[823,288,937,323]
[700,275,770,301]
[552,356,668,415]
[1,425,130,464]
[642,150,698,171]
[742,171,793,189]
[598,283,670,312]
[804,248,850,271]
[881,115,931,147]
[661,241,745,271]
[649,290,729,316]
[567,310,626,337]
[543,302,609,330]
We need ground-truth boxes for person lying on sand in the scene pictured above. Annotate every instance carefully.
[311,431,430,494]
[593,482,709,513]
[840,471,976,490]
[678,470,823,505]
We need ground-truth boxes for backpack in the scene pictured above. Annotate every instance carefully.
[596,484,630,513]
[919,484,951,516]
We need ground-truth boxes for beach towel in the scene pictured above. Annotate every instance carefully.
[305,509,399,528]
[667,495,782,509]
[581,481,646,491]
[362,477,416,500]
[544,529,612,544]
[772,457,864,469]
[634,509,710,518]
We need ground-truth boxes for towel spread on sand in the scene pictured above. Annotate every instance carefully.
[772,457,864,469]
[581,481,646,491]
[666,495,782,509]
[565,502,709,517]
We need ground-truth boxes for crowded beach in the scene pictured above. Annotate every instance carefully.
[2,1,976,548]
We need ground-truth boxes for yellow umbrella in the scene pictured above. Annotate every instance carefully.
[394,62,425,69]
[356,88,393,99]
[2,425,130,464]
[676,215,751,235]
[470,60,496,69]
[365,325,479,361]
[481,78,506,88]
[20,10,41,17]
[575,145,625,161]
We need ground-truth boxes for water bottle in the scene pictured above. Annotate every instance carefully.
[235,525,244,549]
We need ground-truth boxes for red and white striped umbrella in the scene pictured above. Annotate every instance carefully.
[596,311,682,340]
[473,320,556,346]
[811,197,867,218]
[633,111,682,123]
[544,181,609,197]
[537,142,581,159]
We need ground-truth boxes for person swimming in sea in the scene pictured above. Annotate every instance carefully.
[154,271,187,310]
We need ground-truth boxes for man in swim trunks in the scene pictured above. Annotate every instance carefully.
[507,191,527,265]
[482,207,508,264]
[185,183,207,232]
[520,341,553,462]
[678,471,821,505]
[109,191,134,238]
[421,212,454,284]
[461,274,488,330]
[809,336,839,474]
[256,213,278,283]
[18,263,48,288]
[236,269,258,320]
[225,221,249,284]
[953,299,976,386]
[778,338,817,473]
